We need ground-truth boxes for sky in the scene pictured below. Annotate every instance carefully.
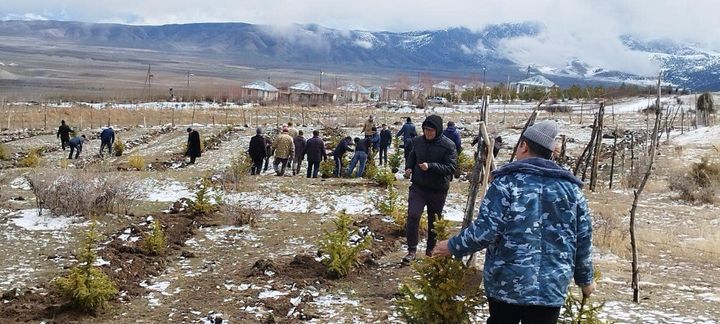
[1,0,718,76]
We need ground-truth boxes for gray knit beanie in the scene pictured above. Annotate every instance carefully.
[522,120,558,151]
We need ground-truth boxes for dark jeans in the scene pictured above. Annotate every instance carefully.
[68,144,81,159]
[378,146,389,165]
[273,157,289,176]
[263,156,271,171]
[307,160,320,178]
[487,298,561,324]
[251,157,264,175]
[347,151,368,178]
[333,156,343,177]
[100,140,112,156]
[293,157,303,175]
[189,156,197,164]
[60,138,69,150]
[406,184,448,255]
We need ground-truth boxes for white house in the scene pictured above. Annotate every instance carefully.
[515,75,558,93]
[240,80,279,101]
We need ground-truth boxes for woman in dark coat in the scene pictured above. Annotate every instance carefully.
[186,127,201,164]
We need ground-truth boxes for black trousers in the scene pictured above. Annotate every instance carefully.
[251,158,264,175]
[100,140,112,156]
[68,144,81,159]
[487,298,561,324]
[60,138,69,150]
[307,161,320,178]
[333,156,343,177]
[406,184,447,255]
[378,145,389,165]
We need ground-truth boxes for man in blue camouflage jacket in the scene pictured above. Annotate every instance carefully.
[433,120,595,324]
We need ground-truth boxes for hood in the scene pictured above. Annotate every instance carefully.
[492,157,584,187]
[422,115,444,134]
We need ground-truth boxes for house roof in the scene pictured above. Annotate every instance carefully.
[462,81,485,89]
[337,83,371,94]
[289,82,323,93]
[409,83,425,92]
[432,80,457,90]
[516,75,557,88]
[241,80,278,92]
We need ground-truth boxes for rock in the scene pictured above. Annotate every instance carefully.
[181,251,196,258]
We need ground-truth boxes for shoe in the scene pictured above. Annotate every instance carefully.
[401,252,416,264]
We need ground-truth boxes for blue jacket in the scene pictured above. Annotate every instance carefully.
[370,132,380,150]
[333,139,353,158]
[448,157,593,307]
[396,122,417,142]
[442,126,462,153]
[100,128,115,143]
[69,136,85,148]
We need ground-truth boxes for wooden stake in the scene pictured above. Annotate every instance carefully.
[609,126,618,189]
[630,72,663,304]
[590,102,605,192]
[509,93,549,162]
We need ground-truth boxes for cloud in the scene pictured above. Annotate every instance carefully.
[0,0,718,76]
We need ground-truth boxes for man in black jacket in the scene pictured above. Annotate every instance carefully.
[248,127,267,175]
[303,130,327,178]
[332,136,354,177]
[402,114,457,264]
[186,128,201,164]
[57,120,72,150]
[378,124,392,166]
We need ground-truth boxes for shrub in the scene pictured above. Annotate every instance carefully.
[188,179,217,216]
[0,143,9,160]
[54,221,118,312]
[142,219,167,255]
[456,152,475,176]
[388,140,403,172]
[374,167,396,188]
[19,147,43,168]
[697,92,715,113]
[668,157,720,204]
[113,139,125,156]
[232,205,258,227]
[396,217,485,323]
[224,153,252,191]
[320,159,335,178]
[561,269,605,323]
[128,155,145,171]
[318,210,372,278]
[362,153,378,179]
[29,171,135,216]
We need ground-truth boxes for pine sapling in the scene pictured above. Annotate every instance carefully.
[318,210,372,278]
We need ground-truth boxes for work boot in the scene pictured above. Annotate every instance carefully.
[401,252,416,264]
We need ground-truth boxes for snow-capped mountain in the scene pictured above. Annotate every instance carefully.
[0,20,717,90]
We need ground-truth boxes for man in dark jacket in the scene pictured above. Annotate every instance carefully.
[433,121,594,323]
[303,130,327,178]
[396,117,417,160]
[402,114,457,263]
[248,127,267,175]
[99,126,115,157]
[293,130,307,176]
[442,121,462,154]
[332,136,354,177]
[347,137,370,177]
[68,135,87,159]
[186,128,201,164]
[379,124,392,166]
[57,120,72,150]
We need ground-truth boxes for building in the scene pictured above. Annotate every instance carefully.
[337,83,371,102]
[282,82,335,104]
[515,75,558,93]
[240,80,279,102]
[432,80,458,95]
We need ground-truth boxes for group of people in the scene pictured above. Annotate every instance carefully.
[56,113,594,323]
[395,115,594,323]
[55,120,115,159]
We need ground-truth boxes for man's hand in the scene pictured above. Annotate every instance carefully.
[581,282,596,298]
[418,162,429,171]
[404,168,412,179]
[432,240,452,257]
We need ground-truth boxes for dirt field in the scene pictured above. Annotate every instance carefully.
[1,96,718,323]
